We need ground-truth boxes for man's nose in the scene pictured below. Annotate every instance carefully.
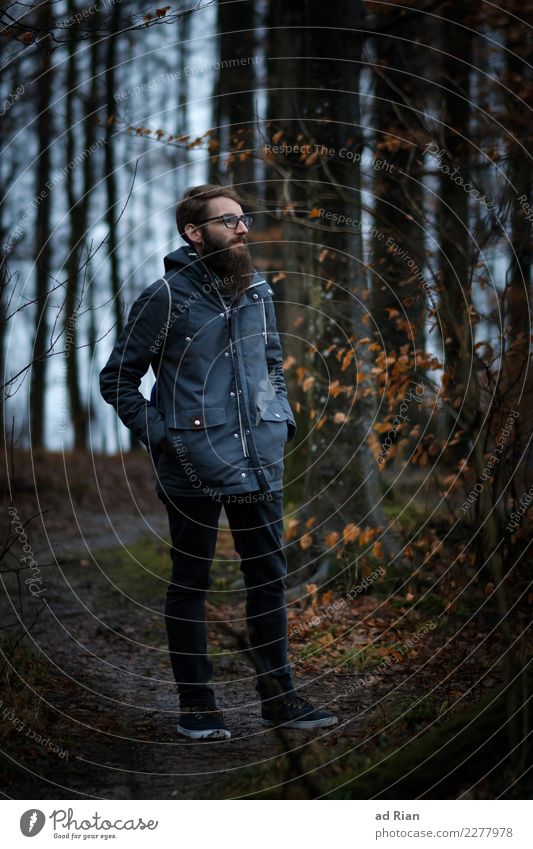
[235,216,248,233]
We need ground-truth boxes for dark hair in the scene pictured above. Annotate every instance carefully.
[176,184,243,244]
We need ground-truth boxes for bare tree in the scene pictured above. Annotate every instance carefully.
[30,2,54,449]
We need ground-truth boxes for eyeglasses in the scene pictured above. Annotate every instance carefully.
[196,214,253,230]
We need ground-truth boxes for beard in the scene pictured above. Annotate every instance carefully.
[199,230,255,299]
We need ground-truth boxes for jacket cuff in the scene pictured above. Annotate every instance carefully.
[276,395,297,441]
[146,418,166,454]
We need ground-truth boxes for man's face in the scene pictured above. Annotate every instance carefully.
[187,197,254,298]
[193,197,250,257]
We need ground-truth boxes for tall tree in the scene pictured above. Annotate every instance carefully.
[30,1,53,450]
[64,11,99,450]
[266,1,400,578]
[370,16,426,354]
[502,23,532,417]
[104,2,122,337]
[210,0,256,189]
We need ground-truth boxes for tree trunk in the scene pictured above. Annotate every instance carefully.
[436,3,476,450]
[30,3,53,450]
[267,1,400,578]
[370,15,426,352]
[502,27,532,445]
[211,0,257,190]
[105,3,122,337]
[64,6,98,450]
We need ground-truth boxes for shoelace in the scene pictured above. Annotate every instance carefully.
[185,704,223,722]
[283,695,313,713]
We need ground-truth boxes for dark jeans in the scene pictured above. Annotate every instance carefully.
[159,489,296,708]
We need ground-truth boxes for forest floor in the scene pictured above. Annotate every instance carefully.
[0,451,528,799]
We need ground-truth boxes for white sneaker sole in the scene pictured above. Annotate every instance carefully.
[177,725,231,740]
[260,715,338,730]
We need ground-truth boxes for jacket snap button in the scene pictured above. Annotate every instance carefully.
[268,288,273,294]
[194,419,201,425]
[224,352,230,357]
[185,336,191,342]
[219,312,224,317]
[253,293,258,299]
[257,470,262,475]
[230,391,235,396]
[245,429,250,434]
[241,472,246,477]
[233,433,239,438]
[275,412,280,417]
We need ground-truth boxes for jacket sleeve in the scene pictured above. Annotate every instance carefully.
[264,295,297,441]
[99,282,169,452]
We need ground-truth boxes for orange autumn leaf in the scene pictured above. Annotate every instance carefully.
[325,531,340,547]
[329,380,342,398]
[373,421,393,433]
[341,351,354,371]
[300,533,313,550]
[306,516,317,528]
[309,207,322,219]
[343,523,360,544]
[286,518,300,540]
[372,541,383,558]
[358,527,375,546]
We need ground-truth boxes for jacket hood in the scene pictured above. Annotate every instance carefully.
[163,244,205,277]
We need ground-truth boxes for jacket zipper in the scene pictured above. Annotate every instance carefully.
[230,335,249,457]
[215,287,249,458]
[261,297,267,345]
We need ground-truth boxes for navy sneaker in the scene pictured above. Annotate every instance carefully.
[177,704,231,740]
[261,693,338,730]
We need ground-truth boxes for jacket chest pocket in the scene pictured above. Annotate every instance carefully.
[167,407,226,429]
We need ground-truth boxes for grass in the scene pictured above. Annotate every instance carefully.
[0,635,73,784]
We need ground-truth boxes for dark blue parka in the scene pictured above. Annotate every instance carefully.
[99,245,297,497]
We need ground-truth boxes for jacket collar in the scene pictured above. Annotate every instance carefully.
[164,244,265,289]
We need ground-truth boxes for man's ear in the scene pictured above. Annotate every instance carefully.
[184,222,203,249]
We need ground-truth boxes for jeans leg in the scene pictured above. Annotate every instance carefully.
[161,493,222,707]
[224,492,295,703]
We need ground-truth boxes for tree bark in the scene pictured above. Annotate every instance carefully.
[267,1,400,578]
[30,2,53,450]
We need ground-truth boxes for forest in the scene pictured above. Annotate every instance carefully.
[0,0,531,802]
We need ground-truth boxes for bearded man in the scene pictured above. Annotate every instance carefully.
[100,184,337,739]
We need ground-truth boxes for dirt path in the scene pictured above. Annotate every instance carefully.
[3,452,371,798]
[15,533,368,800]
